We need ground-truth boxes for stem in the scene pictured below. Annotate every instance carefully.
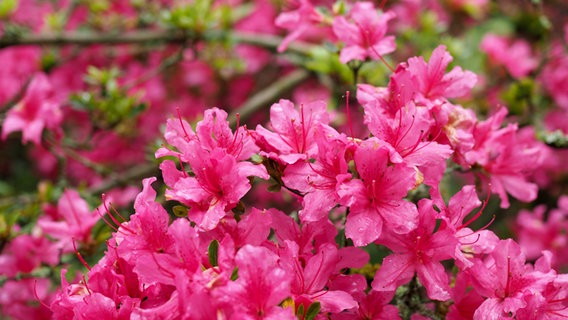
[0,30,313,55]
[88,163,160,195]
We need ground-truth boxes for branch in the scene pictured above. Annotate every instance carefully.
[0,30,313,55]
[0,30,187,48]
[88,163,160,196]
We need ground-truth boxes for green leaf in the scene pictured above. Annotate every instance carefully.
[296,304,305,318]
[172,205,188,217]
[305,302,321,320]
[0,0,17,18]
[230,266,239,280]
[208,240,219,267]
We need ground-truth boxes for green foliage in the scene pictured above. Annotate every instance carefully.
[0,0,18,18]
[70,66,147,133]
[208,239,219,267]
[306,46,353,84]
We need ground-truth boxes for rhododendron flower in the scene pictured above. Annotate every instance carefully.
[468,239,556,319]
[462,108,543,208]
[279,241,358,313]
[1,72,62,145]
[0,233,59,277]
[337,139,418,246]
[373,199,458,301]
[156,107,259,162]
[38,190,100,250]
[283,124,351,222]
[161,148,267,231]
[480,34,538,79]
[217,245,295,319]
[405,45,478,101]
[362,99,453,190]
[0,278,52,320]
[516,196,568,266]
[254,99,330,164]
[332,2,396,63]
[275,0,325,52]
[540,45,568,110]
[0,47,41,105]
[330,274,400,319]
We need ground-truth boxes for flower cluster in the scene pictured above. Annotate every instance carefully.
[49,44,567,318]
[1,0,568,319]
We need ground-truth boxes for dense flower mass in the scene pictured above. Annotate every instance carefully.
[1,0,568,319]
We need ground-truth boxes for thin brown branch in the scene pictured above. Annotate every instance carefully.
[0,30,313,55]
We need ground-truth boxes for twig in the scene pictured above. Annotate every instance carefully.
[0,30,187,48]
[88,163,160,196]
[0,30,314,55]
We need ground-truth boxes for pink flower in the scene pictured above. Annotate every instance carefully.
[161,148,264,231]
[362,99,453,190]
[516,196,568,267]
[156,107,259,162]
[2,72,62,145]
[480,34,538,79]
[253,99,330,164]
[467,239,556,319]
[462,108,543,208]
[330,274,400,320]
[337,139,418,246]
[332,2,396,63]
[406,45,477,101]
[0,47,41,105]
[540,45,568,110]
[38,190,100,250]
[0,233,59,277]
[0,278,52,320]
[275,0,325,52]
[372,200,458,301]
[279,241,359,313]
[282,124,351,222]
[217,245,295,319]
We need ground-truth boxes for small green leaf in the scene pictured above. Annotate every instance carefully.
[296,304,305,318]
[172,205,188,217]
[0,0,17,18]
[305,302,321,320]
[230,266,239,280]
[267,183,282,192]
[208,240,219,267]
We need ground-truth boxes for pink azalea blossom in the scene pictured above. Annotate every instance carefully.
[0,47,41,105]
[161,148,266,231]
[275,0,326,52]
[282,124,351,222]
[480,34,538,79]
[332,2,396,63]
[468,239,556,319]
[279,241,359,313]
[217,245,295,319]
[516,196,568,267]
[462,108,543,208]
[406,45,478,101]
[253,99,330,164]
[330,274,400,320]
[0,233,59,277]
[2,72,62,145]
[38,190,100,251]
[0,278,52,320]
[540,45,568,110]
[373,199,458,301]
[337,139,418,246]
